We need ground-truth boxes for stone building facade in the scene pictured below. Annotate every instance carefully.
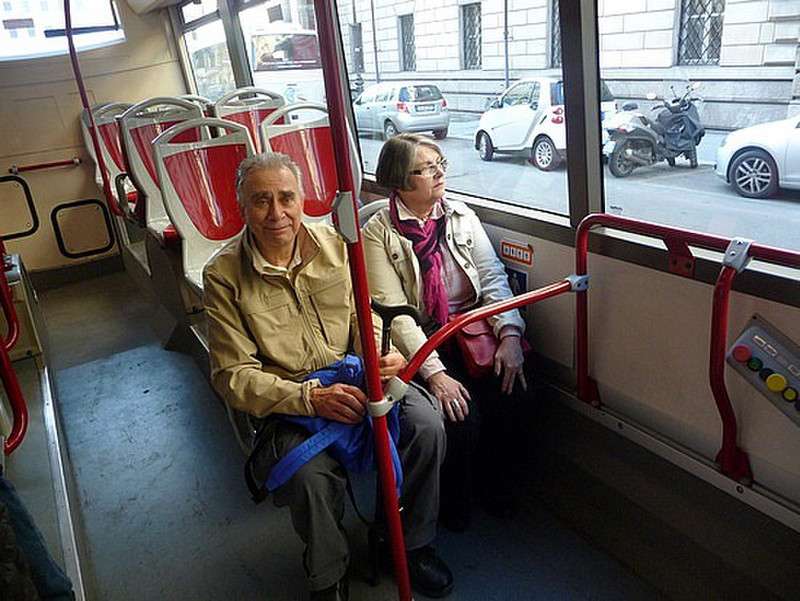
[337,0,800,130]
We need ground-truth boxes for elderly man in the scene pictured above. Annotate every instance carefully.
[203,152,453,600]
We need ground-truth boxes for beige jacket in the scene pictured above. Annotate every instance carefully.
[203,223,360,418]
[362,199,525,379]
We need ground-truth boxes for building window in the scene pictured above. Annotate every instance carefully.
[461,2,481,70]
[551,0,561,68]
[678,0,725,65]
[399,13,415,71]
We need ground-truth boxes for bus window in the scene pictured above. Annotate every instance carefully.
[183,19,236,101]
[239,2,325,106]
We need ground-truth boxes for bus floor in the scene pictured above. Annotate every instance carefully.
[15,268,661,600]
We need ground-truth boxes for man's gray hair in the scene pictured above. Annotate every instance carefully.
[375,133,442,191]
[235,152,305,206]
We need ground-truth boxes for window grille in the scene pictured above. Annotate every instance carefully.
[399,13,415,71]
[461,3,481,70]
[551,0,561,68]
[678,0,724,65]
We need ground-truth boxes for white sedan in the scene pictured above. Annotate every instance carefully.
[715,115,800,199]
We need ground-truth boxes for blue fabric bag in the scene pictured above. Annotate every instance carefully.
[259,355,403,496]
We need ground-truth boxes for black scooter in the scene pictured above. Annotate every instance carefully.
[605,82,704,177]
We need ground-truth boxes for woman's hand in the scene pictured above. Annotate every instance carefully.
[378,351,407,382]
[427,371,471,422]
[494,336,527,395]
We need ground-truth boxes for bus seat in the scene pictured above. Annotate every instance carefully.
[358,198,390,226]
[118,98,204,241]
[80,102,138,217]
[213,87,285,153]
[259,102,362,221]
[152,117,254,293]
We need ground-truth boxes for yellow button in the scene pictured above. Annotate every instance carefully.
[765,373,787,393]
[782,387,797,402]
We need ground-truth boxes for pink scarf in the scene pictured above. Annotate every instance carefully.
[389,193,449,325]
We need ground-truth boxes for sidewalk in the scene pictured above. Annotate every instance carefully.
[445,114,726,165]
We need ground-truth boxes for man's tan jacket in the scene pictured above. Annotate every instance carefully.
[203,222,362,418]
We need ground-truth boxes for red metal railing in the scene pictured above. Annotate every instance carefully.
[0,238,28,455]
[574,213,799,484]
[9,157,81,174]
[313,3,411,599]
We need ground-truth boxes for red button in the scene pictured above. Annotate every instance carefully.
[732,345,751,362]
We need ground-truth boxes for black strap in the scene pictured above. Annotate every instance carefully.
[243,419,273,504]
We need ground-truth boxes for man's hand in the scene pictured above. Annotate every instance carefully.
[309,383,367,424]
[378,351,407,381]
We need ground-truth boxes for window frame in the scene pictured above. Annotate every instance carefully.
[168,0,798,308]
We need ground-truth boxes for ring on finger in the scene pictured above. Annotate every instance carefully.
[449,399,459,410]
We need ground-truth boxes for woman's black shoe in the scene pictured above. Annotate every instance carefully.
[406,546,454,598]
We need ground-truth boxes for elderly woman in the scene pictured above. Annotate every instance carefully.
[363,133,529,532]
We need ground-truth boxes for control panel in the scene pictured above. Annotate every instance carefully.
[727,314,799,426]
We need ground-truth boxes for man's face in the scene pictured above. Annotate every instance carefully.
[240,166,304,260]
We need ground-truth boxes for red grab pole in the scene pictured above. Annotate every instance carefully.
[313,3,411,599]
[0,239,28,455]
[709,265,752,483]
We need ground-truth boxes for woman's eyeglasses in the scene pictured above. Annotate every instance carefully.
[409,158,449,177]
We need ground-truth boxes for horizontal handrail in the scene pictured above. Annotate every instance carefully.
[398,280,574,384]
[9,157,81,175]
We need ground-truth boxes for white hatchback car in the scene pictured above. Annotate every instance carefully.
[475,77,616,171]
[715,115,800,199]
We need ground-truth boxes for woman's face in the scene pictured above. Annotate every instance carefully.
[399,144,447,211]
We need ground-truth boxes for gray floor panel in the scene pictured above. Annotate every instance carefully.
[33,271,660,600]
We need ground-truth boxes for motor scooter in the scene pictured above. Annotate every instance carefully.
[604,82,704,177]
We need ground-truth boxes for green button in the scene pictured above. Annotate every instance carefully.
[747,357,763,371]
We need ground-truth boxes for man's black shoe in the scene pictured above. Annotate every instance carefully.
[406,546,454,598]
[309,575,348,601]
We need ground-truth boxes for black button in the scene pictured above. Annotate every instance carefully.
[758,367,774,381]
[392,253,398,260]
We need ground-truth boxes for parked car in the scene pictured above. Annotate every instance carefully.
[353,82,450,140]
[715,115,800,199]
[475,77,617,171]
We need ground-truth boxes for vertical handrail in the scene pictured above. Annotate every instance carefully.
[312,3,411,600]
[63,0,124,217]
[709,265,752,483]
[574,213,799,483]
[0,238,28,455]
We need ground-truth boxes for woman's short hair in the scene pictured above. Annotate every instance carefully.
[235,152,305,206]
[375,133,443,191]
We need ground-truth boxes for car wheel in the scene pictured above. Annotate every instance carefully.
[532,137,560,171]
[433,128,448,140]
[608,140,639,177]
[477,132,494,161]
[729,149,779,199]
[383,121,398,140]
